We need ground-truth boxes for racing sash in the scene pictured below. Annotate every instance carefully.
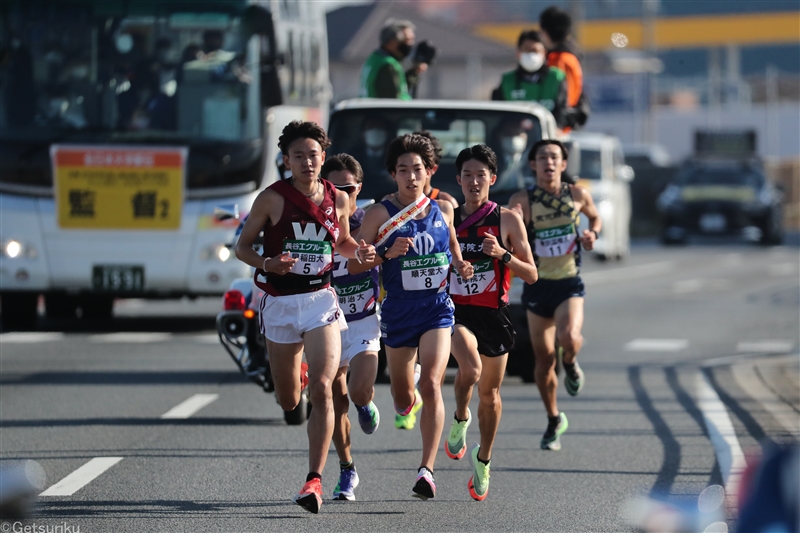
[272,179,340,242]
[374,195,430,247]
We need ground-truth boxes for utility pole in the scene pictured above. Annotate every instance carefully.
[642,0,659,143]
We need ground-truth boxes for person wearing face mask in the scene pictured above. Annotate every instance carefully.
[360,19,428,100]
[491,30,569,130]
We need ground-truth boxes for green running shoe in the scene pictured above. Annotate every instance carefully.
[540,412,568,451]
[468,444,490,501]
[564,361,585,396]
[395,389,423,430]
[444,408,471,459]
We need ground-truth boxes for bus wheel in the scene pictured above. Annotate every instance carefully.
[1,292,39,331]
[45,293,79,319]
[80,296,114,320]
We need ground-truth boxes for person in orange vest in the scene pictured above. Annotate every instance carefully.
[539,6,590,130]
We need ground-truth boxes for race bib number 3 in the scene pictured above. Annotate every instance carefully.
[450,259,495,296]
[337,278,376,315]
[534,224,577,257]
[400,253,449,291]
[283,239,332,275]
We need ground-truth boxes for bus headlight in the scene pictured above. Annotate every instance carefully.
[3,240,37,259]
[6,240,21,258]
[201,244,232,262]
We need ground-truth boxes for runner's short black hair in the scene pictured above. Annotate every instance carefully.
[539,6,572,44]
[321,153,364,183]
[385,133,436,172]
[455,144,498,175]
[278,120,331,155]
[413,131,443,165]
[517,29,542,48]
[529,139,568,161]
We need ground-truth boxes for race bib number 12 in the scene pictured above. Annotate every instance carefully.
[449,259,495,296]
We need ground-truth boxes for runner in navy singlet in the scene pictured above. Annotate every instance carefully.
[235,121,375,514]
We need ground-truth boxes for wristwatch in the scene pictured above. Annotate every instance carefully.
[378,248,390,262]
[501,251,512,264]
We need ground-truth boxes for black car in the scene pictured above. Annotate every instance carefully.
[657,159,784,245]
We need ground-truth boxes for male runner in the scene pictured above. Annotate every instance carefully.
[235,121,375,513]
[446,145,538,500]
[508,139,601,451]
[321,154,381,501]
[350,133,473,500]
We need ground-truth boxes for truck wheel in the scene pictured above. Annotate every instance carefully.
[45,294,79,319]
[80,296,114,320]
[284,389,308,425]
[1,292,39,331]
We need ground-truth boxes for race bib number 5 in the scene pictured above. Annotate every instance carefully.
[534,224,577,258]
[401,253,449,291]
[283,239,332,275]
[449,259,495,296]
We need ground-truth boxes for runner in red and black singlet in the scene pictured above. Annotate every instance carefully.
[445,145,538,501]
[234,121,375,514]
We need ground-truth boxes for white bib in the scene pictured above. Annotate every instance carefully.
[283,239,333,276]
[534,224,577,258]
[400,252,449,291]
[449,259,495,296]
[336,277,376,316]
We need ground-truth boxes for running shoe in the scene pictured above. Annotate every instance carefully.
[411,467,436,500]
[292,477,322,513]
[332,468,359,501]
[564,360,585,396]
[300,361,309,391]
[540,412,569,451]
[395,389,423,430]
[468,444,490,501]
[357,401,380,434]
[445,408,471,460]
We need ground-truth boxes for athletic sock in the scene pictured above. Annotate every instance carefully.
[455,413,469,423]
[306,472,321,482]
[339,460,355,471]
[395,394,416,416]
[477,454,490,465]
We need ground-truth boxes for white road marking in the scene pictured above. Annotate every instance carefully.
[187,333,220,344]
[0,332,65,343]
[582,261,673,285]
[736,341,794,353]
[696,372,746,504]
[40,457,123,497]
[89,333,171,343]
[731,361,800,436]
[672,279,704,294]
[161,393,219,419]
[768,262,796,277]
[625,339,689,352]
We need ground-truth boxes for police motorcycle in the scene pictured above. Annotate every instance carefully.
[214,204,310,426]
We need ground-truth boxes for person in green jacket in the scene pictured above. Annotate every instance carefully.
[360,19,428,99]
[491,30,571,130]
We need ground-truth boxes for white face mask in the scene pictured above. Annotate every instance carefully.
[364,128,387,149]
[519,52,545,73]
[502,135,527,155]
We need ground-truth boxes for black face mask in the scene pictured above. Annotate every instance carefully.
[396,42,412,59]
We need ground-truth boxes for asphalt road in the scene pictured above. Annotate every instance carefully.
[1,239,798,532]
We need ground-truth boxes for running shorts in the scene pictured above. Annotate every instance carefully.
[454,304,516,357]
[380,292,454,348]
[340,313,381,367]
[520,276,585,319]
[259,287,347,344]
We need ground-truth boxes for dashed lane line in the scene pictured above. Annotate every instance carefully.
[160,393,219,419]
[582,261,673,285]
[625,339,689,352]
[39,457,123,497]
[0,332,65,343]
[89,333,172,343]
[736,341,795,353]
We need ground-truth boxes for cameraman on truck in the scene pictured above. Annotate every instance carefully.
[359,19,435,99]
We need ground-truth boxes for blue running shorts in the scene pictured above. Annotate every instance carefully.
[380,292,454,348]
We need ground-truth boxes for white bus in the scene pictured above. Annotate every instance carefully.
[0,0,330,329]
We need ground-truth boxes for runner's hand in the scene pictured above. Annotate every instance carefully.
[481,233,503,259]
[454,259,474,280]
[387,237,414,259]
[357,239,376,262]
[510,203,524,218]
[266,252,298,275]
[580,230,596,251]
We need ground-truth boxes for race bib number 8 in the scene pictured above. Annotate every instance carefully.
[449,259,495,296]
[337,278,376,316]
[283,239,332,275]
[534,224,577,258]
[401,253,449,291]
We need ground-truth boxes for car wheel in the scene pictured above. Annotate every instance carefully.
[45,293,79,319]
[80,296,114,320]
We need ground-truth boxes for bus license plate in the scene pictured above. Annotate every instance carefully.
[92,265,145,293]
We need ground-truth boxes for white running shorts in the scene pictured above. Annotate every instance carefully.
[259,287,347,344]
[340,313,381,367]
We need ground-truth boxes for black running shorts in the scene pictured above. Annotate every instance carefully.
[521,276,585,319]
[453,304,516,357]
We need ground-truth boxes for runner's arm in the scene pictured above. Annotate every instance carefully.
[439,201,474,280]
[347,203,387,274]
[507,190,531,226]
[235,190,298,274]
[499,208,538,284]
[572,185,602,251]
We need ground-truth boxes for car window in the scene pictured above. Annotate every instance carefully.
[578,149,602,180]
[328,108,542,203]
[678,167,764,188]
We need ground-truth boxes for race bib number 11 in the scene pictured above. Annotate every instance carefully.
[534,224,577,257]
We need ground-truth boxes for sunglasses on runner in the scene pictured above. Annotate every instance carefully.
[334,184,359,194]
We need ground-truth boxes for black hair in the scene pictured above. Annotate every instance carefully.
[455,144,498,175]
[528,139,568,161]
[539,6,572,44]
[320,153,364,183]
[517,29,542,48]
[412,131,442,165]
[385,134,435,173]
[278,121,331,155]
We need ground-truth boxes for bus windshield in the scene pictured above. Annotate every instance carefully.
[0,0,260,144]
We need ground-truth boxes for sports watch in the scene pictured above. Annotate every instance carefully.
[501,251,512,264]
